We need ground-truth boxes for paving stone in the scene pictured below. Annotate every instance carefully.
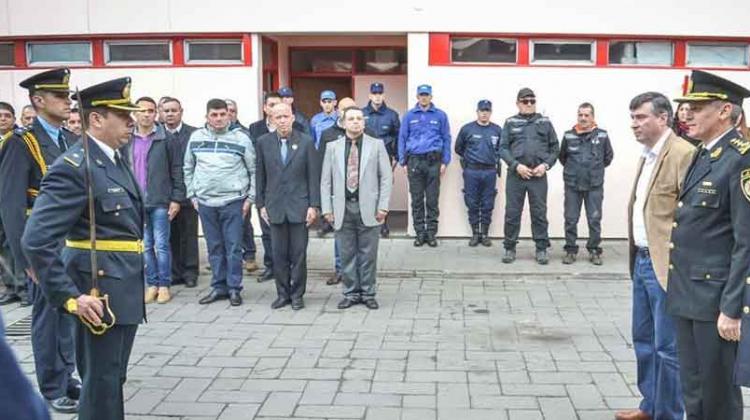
[257,391,301,417]
[294,404,366,418]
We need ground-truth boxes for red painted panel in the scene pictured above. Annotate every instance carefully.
[429,33,451,65]
[517,37,529,66]
[674,40,687,68]
[596,40,608,66]
[172,38,185,66]
[242,34,252,66]
[14,41,26,68]
[92,39,104,67]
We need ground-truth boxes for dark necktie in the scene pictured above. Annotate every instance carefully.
[347,141,359,192]
[280,139,288,165]
[57,132,67,153]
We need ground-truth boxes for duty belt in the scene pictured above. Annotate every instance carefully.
[65,239,144,254]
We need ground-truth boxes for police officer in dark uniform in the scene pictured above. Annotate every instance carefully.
[362,82,400,238]
[22,77,145,420]
[455,99,502,247]
[665,70,750,420]
[0,68,80,413]
[559,102,614,266]
[498,88,559,264]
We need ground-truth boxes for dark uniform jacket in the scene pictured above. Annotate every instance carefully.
[0,117,76,271]
[666,130,750,323]
[559,127,614,190]
[498,113,559,172]
[363,102,400,159]
[167,123,197,206]
[255,130,321,225]
[21,141,145,325]
[454,121,503,167]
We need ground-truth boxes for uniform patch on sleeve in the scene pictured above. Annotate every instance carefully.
[742,168,750,202]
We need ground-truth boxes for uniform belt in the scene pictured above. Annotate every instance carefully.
[465,163,495,170]
[65,239,144,254]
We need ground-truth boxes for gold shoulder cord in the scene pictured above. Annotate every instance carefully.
[19,132,48,202]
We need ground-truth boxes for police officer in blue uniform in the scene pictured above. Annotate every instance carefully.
[455,99,502,247]
[558,102,613,266]
[363,82,400,238]
[22,77,146,420]
[0,68,80,413]
[665,70,750,420]
[498,88,559,264]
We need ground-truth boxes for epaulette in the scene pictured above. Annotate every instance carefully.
[13,126,29,136]
[63,150,84,168]
[728,138,750,155]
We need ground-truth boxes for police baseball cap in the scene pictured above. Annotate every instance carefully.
[320,90,337,101]
[675,70,750,106]
[477,100,492,111]
[278,87,294,97]
[370,83,384,94]
[417,84,432,95]
[517,87,535,100]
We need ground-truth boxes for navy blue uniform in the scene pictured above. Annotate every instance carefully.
[363,101,400,161]
[454,121,502,229]
[498,113,559,251]
[0,118,78,402]
[558,127,614,255]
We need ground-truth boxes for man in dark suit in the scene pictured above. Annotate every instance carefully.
[255,103,320,310]
[0,68,80,413]
[22,77,146,420]
[162,97,199,288]
[667,70,750,420]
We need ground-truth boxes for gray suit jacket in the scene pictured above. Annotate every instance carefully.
[320,134,392,230]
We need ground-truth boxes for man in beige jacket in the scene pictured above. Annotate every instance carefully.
[617,92,694,420]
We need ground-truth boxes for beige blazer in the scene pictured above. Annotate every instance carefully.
[627,131,695,290]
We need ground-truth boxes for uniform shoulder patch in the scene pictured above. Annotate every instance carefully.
[63,150,84,168]
[741,168,750,203]
[729,138,750,155]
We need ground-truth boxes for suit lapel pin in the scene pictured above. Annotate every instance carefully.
[292,144,298,150]
[710,147,722,159]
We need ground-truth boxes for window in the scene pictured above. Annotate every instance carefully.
[530,40,595,64]
[687,42,749,67]
[27,41,91,65]
[355,48,407,73]
[0,43,13,66]
[609,41,672,65]
[105,41,171,65]
[185,40,242,63]
[451,37,516,63]
[291,49,353,73]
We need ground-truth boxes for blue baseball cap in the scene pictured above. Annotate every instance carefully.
[417,84,432,95]
[320,90,336,101]
[278,87,294,97]
[477,99,492,111]
[370,82,384,94]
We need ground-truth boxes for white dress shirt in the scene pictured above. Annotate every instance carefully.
[632,129,670,248]
[87,133,117,164]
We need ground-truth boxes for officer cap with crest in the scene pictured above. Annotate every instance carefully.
[19,67,71,93]
[74,77,144,112]
[675,69,750,106]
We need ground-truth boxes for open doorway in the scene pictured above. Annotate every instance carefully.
[291,77,352,119]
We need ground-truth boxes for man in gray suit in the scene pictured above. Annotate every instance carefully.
[320,106,392,310]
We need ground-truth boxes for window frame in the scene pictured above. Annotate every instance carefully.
[104,40,173,66]
[450,36,518,65]
[530,39,596,66]
[686,41,750,68]
[26,40,92,66]
[184,39,244,64]
[607,40,674,67]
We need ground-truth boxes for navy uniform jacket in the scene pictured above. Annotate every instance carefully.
[363,102,400,159]
[454,121,503,167]
[558,127,614,190]
[0,118,76,271]
[498,113,559,171]
[21,141,145,325]
[665,130,750,323]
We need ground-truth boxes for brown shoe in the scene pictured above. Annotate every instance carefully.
[156,287,171,304]
[614,409,651,420]
[144,286,158,304]
[326,273,342,285]
[245,260,259,272]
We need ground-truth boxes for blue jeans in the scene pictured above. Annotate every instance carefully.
[199,200,244,293]
[144,207,172,287]
[334,237,341,274]
[632,250,684,420]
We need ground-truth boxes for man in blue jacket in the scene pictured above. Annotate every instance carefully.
[398,84,451,247]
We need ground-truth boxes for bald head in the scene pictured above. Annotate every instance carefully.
[271,103,295,136]
[338,97,355,110]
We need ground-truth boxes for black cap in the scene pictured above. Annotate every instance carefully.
[517,87,535,100]
[74,77,143,112]
[675,70,750,106]
[370,82,384,94]
[278,87,294,97]
[477,99,492,111]
[19,67,71,92]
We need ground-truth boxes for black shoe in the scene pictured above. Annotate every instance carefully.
[337,298,357,309]
[426,235,438,247]
[184,278,197,288]
[0,292,20,306]
[198,290,228,305]
[317,224,334,238]
[590,253,603,266]
[535,249,549,265]
[257,268,274,283]
[380,224,390,238]
[413,235,425,247]
[364,298,379,310]
[67,378,82,400]
[562,252,576,265]
[291,298,305,310]
[326,272,342,285]
[502,249,516,264]
[468,224,481,247]
[480,225,492,247]
[18,292,31,307]
[271,297,291,309]
[47,396,78,414]
[229,290,242,306]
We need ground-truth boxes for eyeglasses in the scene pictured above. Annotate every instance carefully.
[519,98,536,105]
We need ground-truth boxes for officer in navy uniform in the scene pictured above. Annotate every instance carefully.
[22,77,145,420]
[454,99,502,247]
[666,70,750,420]
[498,88,559,264]
[362,82,400,238]
[558,103,614,266]
[0,68,80,413]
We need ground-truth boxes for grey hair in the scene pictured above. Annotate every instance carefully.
[729,103,743,124]
[629,92,673,126]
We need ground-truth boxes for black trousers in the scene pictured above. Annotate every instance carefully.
[270,222,308,301]
[0,220,25,294]
[563,185,603,254]
[76,323,137,420]
[407,154,441,237]
[169,204,199,284]
[242,212,257,261]
[674,316,742,420]
[503,173,550,250]
[29,281,76,400]
[258,208,273,270]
